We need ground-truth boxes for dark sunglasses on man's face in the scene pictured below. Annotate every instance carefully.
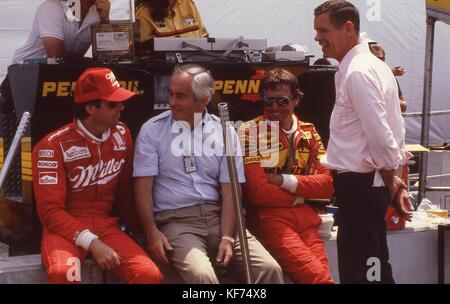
[106,102,120,109]
[262,96,292,107]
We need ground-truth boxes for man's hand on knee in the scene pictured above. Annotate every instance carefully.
[147,227,173,265]
[89,239,121,270]
[216,239,233,267]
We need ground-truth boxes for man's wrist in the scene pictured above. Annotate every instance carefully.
[76,229,99,251]
[281,174,298,193]
[221,236,235,244]
[390,176,407,200]
[145,224,159,236]
[394,176,406,188]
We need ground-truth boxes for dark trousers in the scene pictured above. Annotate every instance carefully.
[333,171,394,284]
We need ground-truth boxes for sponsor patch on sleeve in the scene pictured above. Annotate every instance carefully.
[244,156,261,165]
[38,172,58,185]
[39,149,54,158]
[317,142,325,153]
[37,160,58,169]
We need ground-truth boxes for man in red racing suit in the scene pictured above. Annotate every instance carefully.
[32,67,162,284]
[241,68,334,284]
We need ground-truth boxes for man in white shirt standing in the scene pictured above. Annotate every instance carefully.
[12,0,110,64]
[313,0,413,284]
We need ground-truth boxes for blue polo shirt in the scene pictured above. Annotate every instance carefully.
[133,110,245,212]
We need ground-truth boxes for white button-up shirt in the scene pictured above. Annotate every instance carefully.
[133,110,245,212]
[321,43,410,186]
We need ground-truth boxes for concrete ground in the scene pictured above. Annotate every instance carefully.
[1,220,450,284]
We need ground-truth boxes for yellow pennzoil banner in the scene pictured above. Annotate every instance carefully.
[427,0,450,23]
[427,0,450,11]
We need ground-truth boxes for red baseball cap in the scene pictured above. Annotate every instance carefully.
[74,67,136,103]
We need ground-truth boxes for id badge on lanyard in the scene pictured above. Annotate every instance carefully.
[184,155,197,173]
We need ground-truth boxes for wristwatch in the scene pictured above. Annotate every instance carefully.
[221,236,235,244]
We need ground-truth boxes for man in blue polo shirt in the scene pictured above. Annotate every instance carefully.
[133,64,283,284]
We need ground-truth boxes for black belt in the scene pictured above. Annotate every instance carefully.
[331,170,375,178]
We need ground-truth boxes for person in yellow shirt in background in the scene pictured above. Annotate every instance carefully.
[136,0,208,44]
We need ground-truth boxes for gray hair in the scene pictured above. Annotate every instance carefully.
[173,64,215,104]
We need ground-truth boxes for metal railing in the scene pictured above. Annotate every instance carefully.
[0,111,30,190]
[402,109,450,118]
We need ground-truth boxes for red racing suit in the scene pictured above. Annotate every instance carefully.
[32,121,162,284]
[242,115,334,284]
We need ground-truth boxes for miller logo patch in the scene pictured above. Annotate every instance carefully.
[39,172,58,185]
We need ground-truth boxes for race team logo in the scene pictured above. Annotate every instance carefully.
[60,141,91,162]
[39,172,58,185]
[37,160,58,169]
[39,149,54,158]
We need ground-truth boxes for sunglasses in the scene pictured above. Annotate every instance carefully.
[106,102,120,109]
[262,96,293,107]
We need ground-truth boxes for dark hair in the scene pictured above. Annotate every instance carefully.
[262,69,303,98]
[139,0,173,22]
[369,44,385,59]
[73,100,101,120]
[314,58,332,65]
[314,1,360,34]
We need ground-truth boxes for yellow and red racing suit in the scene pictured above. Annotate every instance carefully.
[242,114,334,284]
